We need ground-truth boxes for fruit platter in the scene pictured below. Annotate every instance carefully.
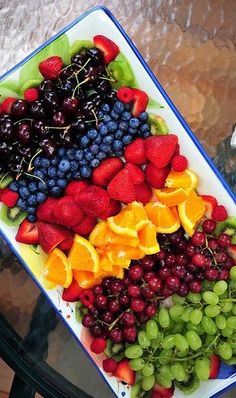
[0,6,235,398]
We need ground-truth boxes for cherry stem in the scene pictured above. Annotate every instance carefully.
[72,77,90,99]
[45,125,71,131]
[16,158,25,180]
[0,172,10,185]
[92,109,99,127]
[99,75,116,83]
[27,149,42,172]
[14,118,33,125]
[24,172,46,186]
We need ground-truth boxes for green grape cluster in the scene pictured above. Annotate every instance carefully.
[129,272,236,398]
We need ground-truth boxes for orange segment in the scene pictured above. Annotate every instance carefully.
[128,201,150,231]
[145,202,180,233]
[68,235,100,273]
[107,250,131,268]
[89,221,109,247]
[178,190,206,236]
[107,228,140,247]
[112,265,124,279]
[100,254,113,271]
[73,270,102,289]
[44,248,72,288]
[154,188,188,207]
[139,223,160,255]
[108,209,138,238]
[165,169,198,190]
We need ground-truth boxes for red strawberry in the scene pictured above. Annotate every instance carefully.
[1,97,17,113]
[117,87,134,103]
[15,220,39,244]
[135,182,152,204]
[0,105,2,114]
[212,204,228,221]
[124,163,145,185]
[153,384,174,398]
[37,222,69,253]
[0,188,19,208]
[65,180,90,197]
[24,87,39,102]
[171,154,188,171]
[209,354,220,379]
[36,198,58,223]
[150,392,162,398]
[99,199,121,220]
[62,279,83,302]
[107,169,136,203]
[145,163,170,188]
[57,230,74,252]
[53,197,83,227]
[131,88,149,117]
[113,359,135,385]
[90,337,106,354]
[145,134,178,168]
[39,56,63,80]
[124,138,147,165]
[201,195,218,218]
[93,35,119,64]
[92,157,123,187]
[227,245,236,264]
[75,186,110,217]
[72,215,96,236]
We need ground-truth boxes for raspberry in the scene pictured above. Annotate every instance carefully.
[212,205,228,221]
[24,88,39,102]
[79,289,95,309]
[90,337,106,354]
[103,358,117,373]
[171,154,188,171]
[39,56,63,80]
[1,97,17,113]
[117,87,134,103]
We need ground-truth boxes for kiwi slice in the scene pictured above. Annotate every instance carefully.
[70,40,94,58]
[215,216,236,244]
[0,204,27,227]
[104,339,125,361]
[148,114,169,135]
[175,374,200,394]
[0,173,13,189]
[107,53,136,89]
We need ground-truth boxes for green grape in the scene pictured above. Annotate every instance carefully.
[186,330,202,350]
[186,322,205,335]
[227,335,236,349]
[201,316,217,335]
[125,345,143,359]
[213,280,228,296]
[221,301,233,313]
[162,335,176,350]
[227,316,236,329]
[151,336,161,348]
[166,319,175,333]
[176,349,189,358]
[169,304,184,321]
[190,309,203,325]
[232,304,236,316]
[225,357,236,365]
[174,334,189,351]
[142,363,154,377]
[160,365,174,380]
[146,319,159,340]
[142,375,155,391]
[129,358,145,371]
[195,357,210,380]
[187,292,201,304]
[181,307,193,322]
[159,307,170,328]
[202,280,214,290]
[215,314,227,329]
[205,305,221,318]
[170,321,185,334]
[156,374,173,388]
[171,363,186,382]
[230,266,236,281]
[172,294,186,305]
[138,331,151,349]
[205,334,217,346]
[221,327,233,337]
[203,291,219,305]
[217,341,233,360]
[131,382,141,398]
[158,349,173,365]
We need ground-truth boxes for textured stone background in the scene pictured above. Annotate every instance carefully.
[0,0,235,397]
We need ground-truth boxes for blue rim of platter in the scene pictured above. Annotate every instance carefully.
[0,5,235,398]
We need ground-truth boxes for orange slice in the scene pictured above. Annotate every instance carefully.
[128,201,150,231]
[154,188,188,207]
[89,221,109,247]
[165,169,198,190]
[44,248,72,288]
[139,222,160,255]
[111,265,124,279]
[100,254,113,271]
[68,235,100,273]
[107,228,140,247]
[145,202,180,233]
[108,209,137,238]
[73,270,102,289]
[107,250,131,268]
[108,245,145,265]
[178,190,206,236]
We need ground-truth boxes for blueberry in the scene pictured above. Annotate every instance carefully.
[87,128,98,140]
[140,123,150,133]
[122,135,133,145]
[138,112,148,122]
[48,166,57,178]
[98,110,104,118]
[103,114,112,124]
[115,130,123,139]
[9,181,19,192]
[38,181,47,191]
[27,206,36,215]
[27,215,36,223]
[34,170,45,179]
[19,187,30,199]
[33,157,41,167]
[41,158,50,168]
[113,140,123,152]
[66,148,76,160]
[107,121,117,132]
[28,195,37,206]
[57,178,67,188]
[97,151,106,161]
[28,182,38,193]
[72,171,81,179]
[36,192,46,203]
[58,148,66,158]
[113,101,125,114]
[66,172,72,181]
[128,127,137,135]
[51,157,59,166]
[100,144,111,153]
[91,159,100,168]
[75,149,83,161]
[17,198,27,210]
[129,118,140,129]
[85,152,94,161]
[57,170,65,178]
[70,161,79,172]
[50,186,62,197]
[90,144,99,154]
[48,179,56,188]
[103,135,113,145]
[80,136,90,148]
[79,159,88,165]
[100,103,110,113]
[99,124,108,136]
[142,131,151,138]
[110,110,119,120]
[94,135,102,145]
[119,121,129,131]
[121,111,132,121]
[19,180,27,186]
[80,166,92,178]
[58,159,71,172]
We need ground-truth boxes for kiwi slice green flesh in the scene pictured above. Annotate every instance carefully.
[104,340,124,360]
[148,113,169,135]
[70,40,94,58]
[215,216,236,244]
[0,205,27,227]
[0,173,13,189]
